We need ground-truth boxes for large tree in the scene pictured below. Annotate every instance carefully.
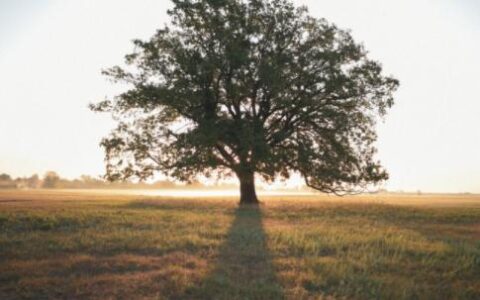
[91,0,399,204]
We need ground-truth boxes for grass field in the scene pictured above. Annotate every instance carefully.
[0,190,479,299]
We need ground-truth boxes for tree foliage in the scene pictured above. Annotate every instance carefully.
[91,0,399,197]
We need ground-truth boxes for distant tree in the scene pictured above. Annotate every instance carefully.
[0,173,12,181]
[152,180,177,189]
[0,173,16,189]
[91,0,398,204]
[26,174,40,189]
[42,171,60,189]
[79,175,104,188]
[186,179,205,189]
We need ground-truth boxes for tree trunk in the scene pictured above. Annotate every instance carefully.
[238,171,259,205]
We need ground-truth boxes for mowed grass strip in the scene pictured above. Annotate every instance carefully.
[0,190,479,299]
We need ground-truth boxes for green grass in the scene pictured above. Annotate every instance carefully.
[0,190,479,299]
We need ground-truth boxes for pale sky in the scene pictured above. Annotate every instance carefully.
[0,0,479,193]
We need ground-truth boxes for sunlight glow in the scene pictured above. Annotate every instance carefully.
[1,0,479,192]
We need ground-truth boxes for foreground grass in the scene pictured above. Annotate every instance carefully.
[0,190,479,299]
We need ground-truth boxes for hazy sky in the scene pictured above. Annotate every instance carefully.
[1,0,479,193]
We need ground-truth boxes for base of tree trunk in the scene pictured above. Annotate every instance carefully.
[239,172,259,205]
[240,195,260,205]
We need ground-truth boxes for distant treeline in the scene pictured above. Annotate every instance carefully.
[0,172,238,190]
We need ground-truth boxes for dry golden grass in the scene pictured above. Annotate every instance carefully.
[0,190,479,299]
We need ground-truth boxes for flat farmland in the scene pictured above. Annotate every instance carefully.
[0,190,479,299]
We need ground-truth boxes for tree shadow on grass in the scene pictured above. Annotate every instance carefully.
[180,205,284,300]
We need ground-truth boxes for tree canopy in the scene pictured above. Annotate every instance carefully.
[91,0,399,203]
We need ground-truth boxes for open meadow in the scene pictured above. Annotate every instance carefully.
[0,190,479,299]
